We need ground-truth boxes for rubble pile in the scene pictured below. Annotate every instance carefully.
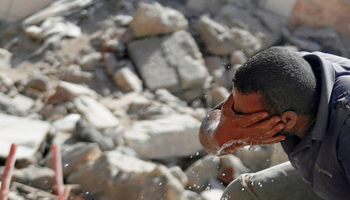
[0,0,348,199]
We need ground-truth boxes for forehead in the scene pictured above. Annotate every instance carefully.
[232,88,265,114]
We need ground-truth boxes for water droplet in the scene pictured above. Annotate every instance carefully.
[159,182,162,185]
[242,188,245,191]
[266,159,269,162]
[190,156,193,158]
[271,180,274,182]
[189,186,192,189]
[64,163,69,167]
[86,191,90,194]
[141,196,144,199]
[196,152,199,156]
[222,173,226,176]
[204,94,207,98]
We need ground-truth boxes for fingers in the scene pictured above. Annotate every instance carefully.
[258,135,286,145]
[234,111,270,127]
[247,116,282,132]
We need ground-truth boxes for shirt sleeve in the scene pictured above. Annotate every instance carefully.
[337,107,350,184]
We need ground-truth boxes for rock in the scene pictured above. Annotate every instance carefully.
[102,126,125,146]
[45,142,102,176]
[282,29,321,52]
[0,74,17,96]
[113,66,143,92]
[218,154,250,184]
[195,15,261,56]
[169,166,189,187]
[0,48,12,69]
[230,50,247,65]
[113,15,133,27]
[47,81,98,105]
[24,17,82,40]
[293,25,348,57]
[39,104,67,121]
[74,95,120,129]
[129,2,188,38]
[185,155,220,192]
[12,165,55,190]
[128,95,176,120]
[200,189,224,200]
[124,114,202,159]
[78,52,102,71]
[128,30,208,101]
[52,113,81,133]
[103,52,120,76]
[210,86,230,106]
[26,76,50,92]
[0,113,50,160]
[67,151,184,200]
[75,118,115,151]
[183,190,202,200]
[0,92,22,116]
[22,0,94,27]
[211,68,231,89]
[61,64,93,84]
[269,142,289,167]
[235,145,274,172]
[204,56,225,75]
[186,0,225,16]
[12,94,35,113]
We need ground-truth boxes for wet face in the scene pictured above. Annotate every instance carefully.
[232,87,297,138]
[232,87,265,115]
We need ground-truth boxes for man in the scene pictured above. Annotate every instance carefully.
[199,47,350,200]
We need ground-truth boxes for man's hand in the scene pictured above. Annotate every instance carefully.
[199,93,286,155]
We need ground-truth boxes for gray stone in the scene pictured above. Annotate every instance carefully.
[12,165,55,190]
[129,2,188,38]
[0,74,17,97]
[52,113,81,133]
[0,48,12,69]
[195,15,261,56]
[128,30,208,101]
[102,126,125,146]
[67,151,184,200]
[282,29,321,52]
[47,81,98,105]
[74,95,120,129]
[200,189,224,200]
[186,0,226,16]
[204,56,226,75]
[235,145,274,172]
[79,52,102,71]
[218,154,250,184]
[113,66,143,92]
[185,155,220,192]
[0,113,50,160]
[45,142,102,176]
[124,114,202,159]
[12,94,35,113]
[211,68,231,89]
[183,190,202,200]
[0,93,22,116]
[210,86,230,106]
[26,76,49,92]
[230,50,247,65]
[61,64,93,84]
[293,25,348,57]
[75,119,115,151]
[169,166,188,187]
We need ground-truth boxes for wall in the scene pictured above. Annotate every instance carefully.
[0,0,54,22]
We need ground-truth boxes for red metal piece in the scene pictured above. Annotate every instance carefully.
[0,143,18,200]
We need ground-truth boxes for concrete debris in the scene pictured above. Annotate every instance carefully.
[0,0,343,199]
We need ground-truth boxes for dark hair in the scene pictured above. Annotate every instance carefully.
[232,47,318,116]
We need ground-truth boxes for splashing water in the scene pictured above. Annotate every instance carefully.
[216,140,246,156]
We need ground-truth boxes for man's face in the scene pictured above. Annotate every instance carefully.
[232,87,296,138]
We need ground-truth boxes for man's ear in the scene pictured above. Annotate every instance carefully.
[281,111,298,129]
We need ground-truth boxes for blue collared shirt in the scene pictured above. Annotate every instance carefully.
[281,51,350,200]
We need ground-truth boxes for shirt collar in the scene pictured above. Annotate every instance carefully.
[302,54,335,140]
